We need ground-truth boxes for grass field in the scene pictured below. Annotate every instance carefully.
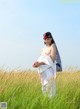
[0,69,80,109]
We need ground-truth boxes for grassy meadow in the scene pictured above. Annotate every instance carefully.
[0,69,80,109]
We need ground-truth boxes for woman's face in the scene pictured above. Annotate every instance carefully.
[44,38,52,45]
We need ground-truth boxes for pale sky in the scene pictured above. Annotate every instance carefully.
[0,0,80,70]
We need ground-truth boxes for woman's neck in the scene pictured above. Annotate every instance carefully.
[46,44,51,47]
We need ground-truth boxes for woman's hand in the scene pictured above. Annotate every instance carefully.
[33,61,40,68]
[33,61,45,68]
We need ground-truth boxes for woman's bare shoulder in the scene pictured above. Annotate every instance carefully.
[42,46,46,50]
[41,46,46,54]
[51,44,56,48]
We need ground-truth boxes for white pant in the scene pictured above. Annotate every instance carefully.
[39,67,56,98]
[42,79,56,98]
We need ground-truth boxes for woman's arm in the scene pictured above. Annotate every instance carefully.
[38,62,45,66]
[50,44,56,62]
[33,61,45,68]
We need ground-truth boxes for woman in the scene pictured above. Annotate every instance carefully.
[33,32,56,98]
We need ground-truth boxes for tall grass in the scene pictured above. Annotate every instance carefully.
[0,69,80,109]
